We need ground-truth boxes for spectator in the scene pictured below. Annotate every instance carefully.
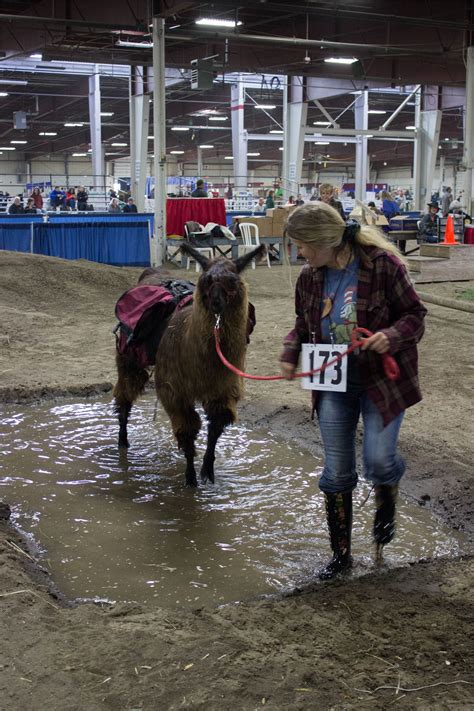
[449,200,472,224]
[368,201,381,215]
[319,183,346,221]
[49,186,65,209]
[30,187,43,210]
[265,190,275,209]
[77,186,88,211]
[286,195,295,205]
[254,197,266,213]
[274,182,284,200]
[295,194,305,206]
[441,186,453,216]
[418,202,440,243]
[380,190,400,220]
[123,197,138,213]
[24,198,37,214]
[108,198,122,213]
[65,188,76,210]
[8,197,25,214]
[191,179,208,198]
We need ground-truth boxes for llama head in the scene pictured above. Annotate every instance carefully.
[180,242,266,315]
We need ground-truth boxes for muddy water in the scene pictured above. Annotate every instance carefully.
[0,394,466,608]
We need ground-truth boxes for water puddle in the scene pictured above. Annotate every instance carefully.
[0,394,466,608]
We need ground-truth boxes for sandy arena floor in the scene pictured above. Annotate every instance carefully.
[0,250,472,710]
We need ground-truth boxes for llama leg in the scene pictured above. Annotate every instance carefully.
[113,354,149,449]
[160,392,201,486]
[201,403,237,484]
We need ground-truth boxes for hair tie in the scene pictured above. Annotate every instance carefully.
[343,220,361,243]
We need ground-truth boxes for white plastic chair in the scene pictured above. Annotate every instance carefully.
[184,224,214,272]
[239,223,271,269]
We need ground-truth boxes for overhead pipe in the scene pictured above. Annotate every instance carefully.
[168,30,449,57]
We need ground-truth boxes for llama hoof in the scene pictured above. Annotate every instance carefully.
[185,470,198,487]
[118,438,130,449]
[200,468,215,484]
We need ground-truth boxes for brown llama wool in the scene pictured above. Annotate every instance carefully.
[113,241,265,486]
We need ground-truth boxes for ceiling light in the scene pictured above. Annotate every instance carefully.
[116,40,153,49]
[384,161,387,166]
[209,116,228,121]
[111,142,127,146]
[314,141,330,145]
[247,152,260,156]
[105,152,120,155]
[313,121,330,126]
[10,140,27,144]
[169,24,181,30]
[0,92,9,97]
[0,146,16,150]
[195,18,242,28]
[100,112,114,117]
[171,126,189,131]
[270,130,284,134]
[278,147,284,151]
[195,109,220,115]
[199,144,214,148]
[224,156,234,160]
[405,125,416,130]
[324,57,358,64]
[254,104,276,110]
[368,110,387,114]
[444,137,450,141]
[148,136,154,139]
[64,122,84,127]
[0,80,28,86]
[29,53,42,60]
[366,134,374,138]
[39,132,57,136]
[72,153,87,157]
[170,150,185,155]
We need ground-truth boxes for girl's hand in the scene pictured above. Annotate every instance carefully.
[360,332,390,354]
[280,362,296,380]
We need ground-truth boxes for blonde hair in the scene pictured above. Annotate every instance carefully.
[284,201,407,265]
[319,182,335,194]
[380,190,395,201]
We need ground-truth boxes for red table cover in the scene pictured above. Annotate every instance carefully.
[464,226,474,244]
[166,198,226,236]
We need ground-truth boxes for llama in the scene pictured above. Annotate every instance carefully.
[113,241,265,486]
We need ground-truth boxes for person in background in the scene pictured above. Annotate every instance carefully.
[296,194,305,206]
[8,196,25,214]
[286,195,295,205]
[30,187,43,210]
[226,184,233,200]
[123,197,138,213]
[274,181,284,200]
[191,179,208,198]
[319,183,346,221]
[77,186,88,211]
[368,201,381,215]
[65,188,76,210]
[380,190,400,220]
[449,199,472,224]
[418,202,440,243]
[49,186,64,209]
[108,197,122,213]
[441,186,453,217]
[254,197,266,213]
[265,190,275,209]
[24,197,37,214]
[280,202,426,580]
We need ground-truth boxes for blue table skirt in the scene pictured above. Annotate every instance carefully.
[0,214,153,266]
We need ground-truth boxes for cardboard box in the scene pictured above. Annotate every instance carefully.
[234,215,273,236]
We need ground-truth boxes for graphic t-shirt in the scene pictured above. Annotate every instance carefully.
[321,258,359,344]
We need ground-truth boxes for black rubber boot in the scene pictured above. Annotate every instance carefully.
[318,491,353,580]
[373,484,398,547]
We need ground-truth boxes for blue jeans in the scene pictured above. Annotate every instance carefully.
[316,387,405,494]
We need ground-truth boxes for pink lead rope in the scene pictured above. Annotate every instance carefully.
[214,320,400,382]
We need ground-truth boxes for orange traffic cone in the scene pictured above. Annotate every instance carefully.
[441,214,457,244]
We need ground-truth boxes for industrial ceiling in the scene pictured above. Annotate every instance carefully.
[0,1,472,173]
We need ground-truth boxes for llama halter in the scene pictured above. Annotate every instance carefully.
[213,316,400,383]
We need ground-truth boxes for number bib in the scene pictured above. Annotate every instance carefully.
[301,343,347,392]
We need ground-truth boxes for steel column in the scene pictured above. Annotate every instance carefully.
[152,16,166,266]
[463,47,474,216]
[231,75,248,191]
[88,67,104,191]
[354,90,368,202]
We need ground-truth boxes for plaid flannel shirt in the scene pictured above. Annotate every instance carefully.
[281,245,427,425]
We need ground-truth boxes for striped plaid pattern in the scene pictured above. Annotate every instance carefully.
[281,246,427,426]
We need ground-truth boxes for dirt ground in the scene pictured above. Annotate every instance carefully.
[0,250,473,710]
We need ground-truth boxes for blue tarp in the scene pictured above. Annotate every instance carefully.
[0,214,153,266]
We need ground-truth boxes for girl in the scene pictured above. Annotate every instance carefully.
[280,202,426,579]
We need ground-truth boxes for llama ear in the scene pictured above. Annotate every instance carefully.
[180,241,211,270]
[234,244,266,273]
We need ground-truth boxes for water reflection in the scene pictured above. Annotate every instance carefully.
[0,394,466,608]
